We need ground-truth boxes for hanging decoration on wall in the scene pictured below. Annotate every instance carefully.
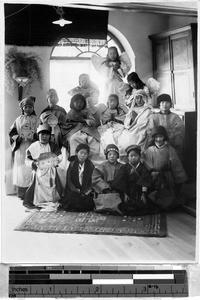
[5,47,43,100]
[52,6,72,27]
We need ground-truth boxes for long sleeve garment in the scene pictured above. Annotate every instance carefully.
[92,161,122,194]
[68,82,99,114]
[24,141,63,208]
[40,105,67,148]
[9,114,39,188]
[147,111,185,159]
[65,109,100,143]
[61,158,95,211]
[111,162,151,207]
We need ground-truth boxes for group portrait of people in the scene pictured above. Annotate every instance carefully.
[9,46,188,216]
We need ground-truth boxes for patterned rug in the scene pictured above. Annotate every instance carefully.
[15,211,167,237]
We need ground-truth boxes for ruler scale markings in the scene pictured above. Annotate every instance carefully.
[9,266,188,297]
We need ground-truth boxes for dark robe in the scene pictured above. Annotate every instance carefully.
[61,157,95,211]
[111,162,159,215]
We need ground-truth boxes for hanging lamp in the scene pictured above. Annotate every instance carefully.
[52,6,72,27]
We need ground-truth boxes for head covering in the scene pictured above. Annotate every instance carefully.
[157,94,172,105]
[19,96,35,110]
[151,125,169,141]
[133,89,148,99]
[46,89,59,104]
[75,143,90,154]
[125,145,141,155]
[104,144,119,156]
[70,94,86,110]
[37,124,51,135]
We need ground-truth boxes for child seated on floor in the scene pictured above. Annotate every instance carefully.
[142,125,188,211]
[92,144,123,215]
[23,124,63,211]
[98,94,126,156]
[111,145,155,216]
[64,94,100,159]
[60,143,95,212]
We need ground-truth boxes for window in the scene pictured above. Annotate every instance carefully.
[50,32,124,111]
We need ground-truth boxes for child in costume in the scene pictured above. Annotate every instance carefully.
[65,94,100,158]
[117,89,153,154]
[40,88,67,149]
[111,145,153,215]
[143,125,188,210]
[92,144,123,214]
[98,94,126,155]
[147,94,185,160]
[9,96,39,200]
[60,144,95,212]
[68,73,99,115]
[118,71,160,107]
[23,124,63,211]
[92,46,131,105]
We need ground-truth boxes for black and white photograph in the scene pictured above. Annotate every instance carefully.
[1,0,199,279]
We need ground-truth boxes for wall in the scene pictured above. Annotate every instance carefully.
[168,15,197,29]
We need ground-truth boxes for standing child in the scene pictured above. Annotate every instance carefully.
[143,125,188,210]
[92,46,131,105]
[9,96,39,200]
[111,145,153,215]
[147,94,185,160]
[65,94,100,159]
[23,124,63,211]
[40,88,67,149]
[98,94,127,155]
[60,144,95,212]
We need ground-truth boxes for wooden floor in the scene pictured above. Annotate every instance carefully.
[1,193,197,265]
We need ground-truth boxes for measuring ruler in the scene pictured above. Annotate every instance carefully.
[9,265,188,297]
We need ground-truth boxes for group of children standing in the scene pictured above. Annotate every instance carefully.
[8,46,188,214]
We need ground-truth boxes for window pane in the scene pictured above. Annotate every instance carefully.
[50,59,107,111]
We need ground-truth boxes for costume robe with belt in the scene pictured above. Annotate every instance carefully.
[143,143,188,210]
[23,141,63,209]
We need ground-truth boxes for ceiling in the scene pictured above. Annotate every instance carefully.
[65,1,198,16]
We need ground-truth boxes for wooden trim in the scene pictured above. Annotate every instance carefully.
[149,24,197,40]
[65,3,197,17]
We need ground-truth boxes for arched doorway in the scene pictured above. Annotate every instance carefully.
[50,29,134,111]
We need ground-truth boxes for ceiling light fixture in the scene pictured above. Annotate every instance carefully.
[52,6,72,27]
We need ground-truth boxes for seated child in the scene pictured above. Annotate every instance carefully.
[143,125,188,210]
[92,144,122,194]
[117,89,153,154]
[98,94,126,155]
[23,124,63,211]
[68,73,99,115]
[64,94,100,159]
[92,144,123,214]
[147,94,185,160]
[111,145,153,215]
[60,143,95,212]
